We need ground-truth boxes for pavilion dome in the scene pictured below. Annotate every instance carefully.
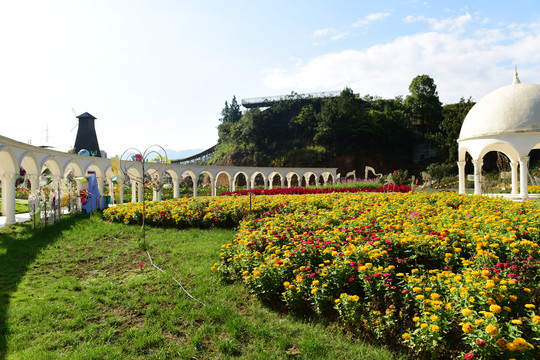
[458,75,540,141]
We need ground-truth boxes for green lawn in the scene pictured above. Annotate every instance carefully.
[0,214,407,360]
[0,199,28,215]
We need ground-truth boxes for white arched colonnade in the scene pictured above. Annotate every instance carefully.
[0,135,337,225]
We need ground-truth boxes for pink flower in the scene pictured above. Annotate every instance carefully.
[464,353,475,360]
[348,277,355,283]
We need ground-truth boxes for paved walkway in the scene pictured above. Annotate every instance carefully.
[0,213,32,228]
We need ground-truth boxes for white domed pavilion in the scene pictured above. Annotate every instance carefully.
[457,71,540,199]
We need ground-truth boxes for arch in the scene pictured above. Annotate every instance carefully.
[286,171,300,188]
[40,155,63,178]
[215,170,232,193]
[268,171,283,189]
[303,171,317,186]
[250,172,267,189]
[233,171,249,191]
[63,160,84,178]
[18,151,40,176]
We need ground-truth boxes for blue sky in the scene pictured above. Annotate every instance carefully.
[1,0,540,157]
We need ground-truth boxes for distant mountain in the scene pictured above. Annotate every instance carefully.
[165,149,204,160]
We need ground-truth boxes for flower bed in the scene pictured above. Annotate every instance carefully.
[220,184,410,196]
[213,192,540,359]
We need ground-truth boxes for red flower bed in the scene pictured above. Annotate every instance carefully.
[220,184,411,196]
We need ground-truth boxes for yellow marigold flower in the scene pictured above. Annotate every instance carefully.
[510,319,522,325]
[431,293,440,300]
[253,270,261,277]
[430,315,439,322]
[311,288,318,294]
[475,319,484,326]
[445,303,452,310]
[420,323,428,329]
[413,316,421,322]
[496,338,508,351]
[512,338,529,351]
[486,324,498,336]
[525,304,535,309]
[425,287,433,292]
[402,333,411,340]
[532,315,540,324]
[411,268,419,274]
[462,323,474,333]
[489,304,502,314]
[312,280,320,286]
[524,288,531,293]
[283,281,290,286]
[509,295,517,302]
[468,297,475,303]
[431,325,439,331]
[288,284,296,290]
[413,287,423,293]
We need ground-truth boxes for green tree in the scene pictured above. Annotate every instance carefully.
[435,97,475,162]
[405,75,443,136]
[218,96,243,142]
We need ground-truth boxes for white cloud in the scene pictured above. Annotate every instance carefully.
[353,12,391,27]
[313,28,334,38]
[403,12,472,33]
[263,19,540,104]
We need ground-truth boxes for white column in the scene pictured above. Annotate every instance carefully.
[137,182,143,203]
[510,161,519,195]
[457,161,466,194]
[211,178,216,197]
[131,180,137,203]
[1,173,17,225]
[193,182,198,197]
[280,177,285,188]
[173,178,180,198]
[264,177,268,190]
[472,159,483,195]
[28,174,39,197]
[519,156,529,199]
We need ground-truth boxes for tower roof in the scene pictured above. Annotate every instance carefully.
[76,112,97,120]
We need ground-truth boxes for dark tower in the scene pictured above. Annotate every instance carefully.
[74,112,101,157]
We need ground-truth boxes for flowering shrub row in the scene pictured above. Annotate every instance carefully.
[211,192,540,359]
[220,184,411,196]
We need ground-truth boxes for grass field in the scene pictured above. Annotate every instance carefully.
[0,199,28,215]
[0,214,406,359]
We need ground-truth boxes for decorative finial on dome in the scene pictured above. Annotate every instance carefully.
[513,65,521,84]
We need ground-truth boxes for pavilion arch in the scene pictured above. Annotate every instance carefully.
[457,72,540,198]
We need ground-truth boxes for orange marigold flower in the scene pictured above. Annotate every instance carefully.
[462,323,474,333]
